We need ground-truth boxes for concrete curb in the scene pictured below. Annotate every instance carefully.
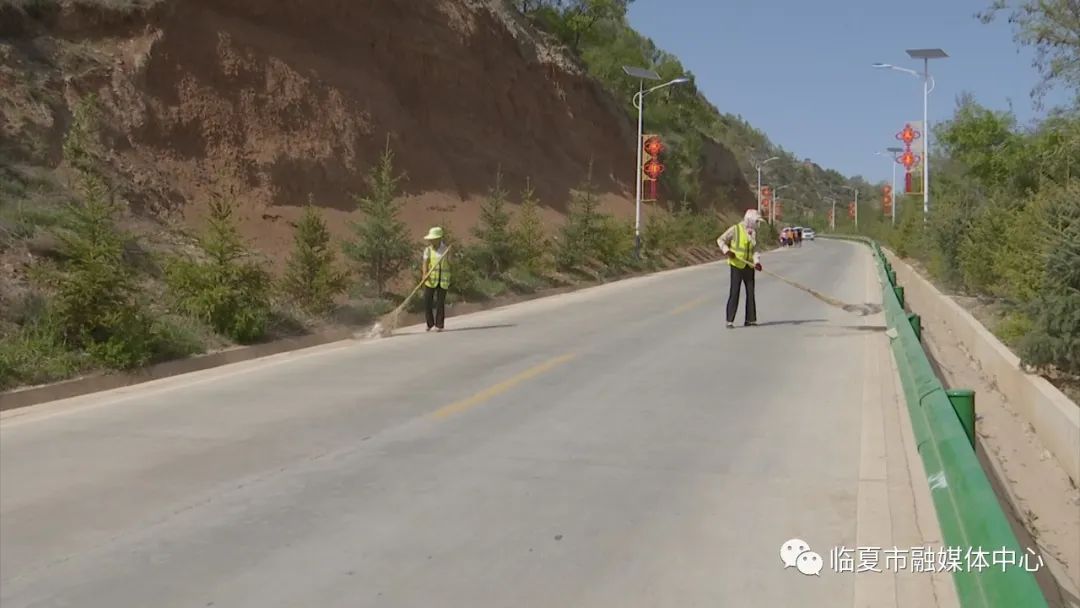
[1,252,731,413]
[0,329,357,412]
[883,249,1080,487]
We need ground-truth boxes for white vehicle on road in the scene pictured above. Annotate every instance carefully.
[803,228,816,240]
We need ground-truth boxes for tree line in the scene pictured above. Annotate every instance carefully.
[842,0,1079,384]
[0,97,724,390]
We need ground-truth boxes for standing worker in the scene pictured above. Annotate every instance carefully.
[717,209,764,328]
[421,226,451,332]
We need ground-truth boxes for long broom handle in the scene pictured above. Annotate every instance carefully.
[728,252,849,309]
[396,245,453,312]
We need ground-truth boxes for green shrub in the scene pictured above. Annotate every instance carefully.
[503,266,547,294]
[473,171,516,276]
[166,193,272,344]
[995,311,1035,347]
[557,166,604,270]
[0,323,90,391]
[957,200,1010,294]
[594,215,635,273]
[1018,182,1080,375]
[642,208,679,258]
[33,125,159,368]
[283,205,347,314]
[510,179,551,275]
[474,276,509,299]
[342,142,413,296]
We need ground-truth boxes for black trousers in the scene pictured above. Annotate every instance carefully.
[726,265,757,324]
[424,286,447,329]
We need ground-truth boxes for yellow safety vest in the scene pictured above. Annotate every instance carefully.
[424,245,451,289]
[728,223,755,269]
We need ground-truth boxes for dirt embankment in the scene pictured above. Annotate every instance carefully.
[1,0,754,263]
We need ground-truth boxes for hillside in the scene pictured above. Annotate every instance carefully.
[1,0,760,263]
[1,0,859,391]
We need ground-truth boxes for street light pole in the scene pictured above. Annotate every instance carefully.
[771,184,792,224]
[843,186,859,229]
[755,156,780,213]
[874,49,946,221]
[891,160,896,225]
[920,59,933,219]
[633,80,644,257]
[878,147,902,225]
[623,66,689,259]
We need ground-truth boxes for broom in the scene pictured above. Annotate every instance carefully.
[368,246,452,338]
[731,253,877,315]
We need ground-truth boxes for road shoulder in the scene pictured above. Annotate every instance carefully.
[852,245,961,608]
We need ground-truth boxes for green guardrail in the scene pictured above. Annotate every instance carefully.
[821,234,1048,608]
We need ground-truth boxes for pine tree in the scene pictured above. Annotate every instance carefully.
[283,205,347,314]
[557,161,602,270]
[474,170,515,276]
[166,192,272,343]
[511,178,550,274]
[41,94,157,369]
[343,141,413,295]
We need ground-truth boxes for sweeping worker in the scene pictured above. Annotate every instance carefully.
[421,226,451,332]
[716,209,764,328]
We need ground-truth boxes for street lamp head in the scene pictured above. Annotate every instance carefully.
[886,146,903,153]
[872,62,892,69]
[669,77,690,85]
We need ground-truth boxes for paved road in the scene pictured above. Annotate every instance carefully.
[2,239,907,607]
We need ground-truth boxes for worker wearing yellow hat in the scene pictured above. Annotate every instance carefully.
[717,209,764,328]
[422,226,451,332]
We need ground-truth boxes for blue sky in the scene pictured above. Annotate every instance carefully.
[627,0,1068,184]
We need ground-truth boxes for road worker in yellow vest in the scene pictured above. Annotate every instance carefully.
[716,209,764,328]
[422,226,451,332]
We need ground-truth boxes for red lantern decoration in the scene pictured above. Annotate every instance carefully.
[643,136,665,157]
[641,134,665,202]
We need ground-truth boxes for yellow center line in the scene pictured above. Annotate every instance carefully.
[670,295,710,316]
[429,353,578,420]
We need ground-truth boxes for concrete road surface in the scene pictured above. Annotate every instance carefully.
[0,239,956,607]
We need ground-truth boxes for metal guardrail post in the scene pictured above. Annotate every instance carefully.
[894,285,905,308]
[907,312,921,342]
[946,389,977,449]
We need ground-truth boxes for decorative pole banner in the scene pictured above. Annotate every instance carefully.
[642,134,665,202]
[896,123,923,194]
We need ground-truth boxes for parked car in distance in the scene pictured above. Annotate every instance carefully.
[803,228,816,240]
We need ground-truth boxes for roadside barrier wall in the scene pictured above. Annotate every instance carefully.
[824,235,1048,608]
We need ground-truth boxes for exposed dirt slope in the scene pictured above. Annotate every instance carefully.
[1,0,753,261]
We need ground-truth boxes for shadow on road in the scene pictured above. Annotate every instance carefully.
[753,319,827,327]
[440,324,517,333]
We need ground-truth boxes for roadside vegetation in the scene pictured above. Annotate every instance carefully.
[0,95,730,392]
[832,0,1080,391]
